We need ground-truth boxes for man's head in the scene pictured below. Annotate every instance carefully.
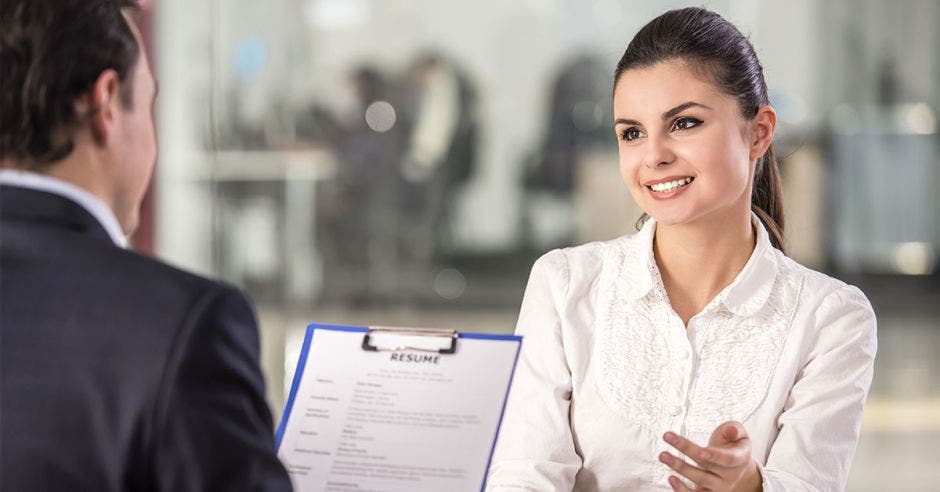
[1,0,157,235]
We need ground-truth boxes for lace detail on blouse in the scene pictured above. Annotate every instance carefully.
[593,230,804,433]
[594,236,670,427]
[685,256,803,433]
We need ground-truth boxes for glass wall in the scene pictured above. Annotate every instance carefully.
[149,1,939,489]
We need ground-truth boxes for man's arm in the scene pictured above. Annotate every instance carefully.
[151,284,292,492]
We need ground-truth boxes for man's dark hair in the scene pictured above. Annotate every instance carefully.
[1,0,141,167]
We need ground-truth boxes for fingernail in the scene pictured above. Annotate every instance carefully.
[663,432,678,445]
[660,452,674,465]
[669,476,681,489]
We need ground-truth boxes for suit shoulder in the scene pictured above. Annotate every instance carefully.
[108,247,241,298]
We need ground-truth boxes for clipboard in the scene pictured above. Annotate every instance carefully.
[275,323,522,492]
[362,325,459,354]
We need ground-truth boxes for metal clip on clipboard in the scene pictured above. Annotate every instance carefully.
[361,326,459,354]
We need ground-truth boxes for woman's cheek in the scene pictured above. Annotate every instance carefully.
[617,153,633,187]
[619,158,644,200]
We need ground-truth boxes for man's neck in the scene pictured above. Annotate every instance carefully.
[1,144,130,236]
[3,148,115,214]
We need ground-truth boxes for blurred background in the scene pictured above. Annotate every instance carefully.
[132,0,937,489]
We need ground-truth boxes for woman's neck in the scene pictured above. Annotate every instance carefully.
[652,210,756,325]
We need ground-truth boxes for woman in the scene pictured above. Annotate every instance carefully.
[488,7,876,492]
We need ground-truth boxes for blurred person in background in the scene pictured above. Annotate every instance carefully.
[317,65,407,303]
[520,54,611,252]
[0,0,291,490]
[488,7,877,491]
[398,53,479,284]
[523,54,610,196]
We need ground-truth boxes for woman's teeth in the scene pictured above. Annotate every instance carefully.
[649,177,693,192]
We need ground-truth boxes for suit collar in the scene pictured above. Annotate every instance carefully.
[1,184,116,245]
[0,170,126,247]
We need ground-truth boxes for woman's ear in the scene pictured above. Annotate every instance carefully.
[750,105,777,161]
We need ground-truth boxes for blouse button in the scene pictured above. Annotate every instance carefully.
[679,350,690,360]
[670,405,684,417]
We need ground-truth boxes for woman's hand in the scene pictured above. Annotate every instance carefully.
[658,420,762,491]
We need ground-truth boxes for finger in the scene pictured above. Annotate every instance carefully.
[668,475,694,491]
[721,421,747,441]
[660,452,720,490]
[700,443,751,468]
[663,432,714,466]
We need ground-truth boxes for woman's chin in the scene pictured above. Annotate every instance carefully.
[645,209,697,227]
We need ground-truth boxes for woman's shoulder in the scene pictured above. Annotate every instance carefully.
[527,233,646,305]
[773,250,876,322]
[534,233,638,277]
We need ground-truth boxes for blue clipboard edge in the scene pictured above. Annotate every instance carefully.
[272,322,524,488]
[478,333,522,491]
[275,323,368,449]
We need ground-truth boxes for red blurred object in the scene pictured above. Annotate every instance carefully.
[130,1,156,255]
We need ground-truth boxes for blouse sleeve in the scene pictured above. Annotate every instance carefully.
[760,284,878,491]
[486,250,582,492]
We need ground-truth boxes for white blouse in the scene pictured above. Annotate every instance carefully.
[487,215,877,491]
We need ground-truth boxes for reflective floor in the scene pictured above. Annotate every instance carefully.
[259,274,940,491]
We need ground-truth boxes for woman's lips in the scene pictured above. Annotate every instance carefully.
[646,176,694,200]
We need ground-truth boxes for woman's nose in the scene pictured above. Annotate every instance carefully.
[643,137,676,169]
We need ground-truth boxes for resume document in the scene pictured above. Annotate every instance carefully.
[276,324,521,491]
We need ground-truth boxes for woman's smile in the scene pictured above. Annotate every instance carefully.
[645,175,695,199]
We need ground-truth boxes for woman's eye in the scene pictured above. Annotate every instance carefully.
[672,117,702,131]
[621,127,644,142]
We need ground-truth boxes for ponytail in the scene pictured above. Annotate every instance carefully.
[751,144,786,253]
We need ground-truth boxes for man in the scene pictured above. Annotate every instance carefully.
[0,1,292,490]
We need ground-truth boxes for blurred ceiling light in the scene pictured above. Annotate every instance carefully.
[902,103,937,135]
[303,0,369,30]
[365,101,396,132]
[234,36,267,82]
[891,242,935,275]
[433,268,467,300]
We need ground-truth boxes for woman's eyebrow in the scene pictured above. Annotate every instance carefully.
[662,101,712,119]
[615,101,713,127]
[614,117,641,127]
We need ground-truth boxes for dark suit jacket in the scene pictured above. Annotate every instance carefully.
[0,185,292,491]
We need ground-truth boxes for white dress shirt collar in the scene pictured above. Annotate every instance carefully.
[0,169,128,248]
[620,211,779,317]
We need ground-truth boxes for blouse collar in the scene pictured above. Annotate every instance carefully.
[620,211,780,317]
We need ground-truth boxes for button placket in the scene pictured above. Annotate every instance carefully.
[667,316,693,427]
[677,350,693,430]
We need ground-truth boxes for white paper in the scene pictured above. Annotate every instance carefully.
[277,328,520,492]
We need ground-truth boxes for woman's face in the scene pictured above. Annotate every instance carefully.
[613,59,771,227]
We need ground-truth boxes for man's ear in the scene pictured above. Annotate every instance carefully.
[76,69,122,146]
[749,105,777,161]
